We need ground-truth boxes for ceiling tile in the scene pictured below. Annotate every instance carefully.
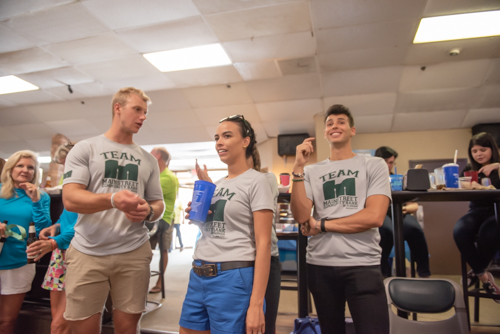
[472,85,500,109]
[311,0,427,29]
[18,67,94,89]
[194,104,261,127]
[146,90,192,112]
[116,17,217,54]
[0,106,40,125]
[0,140,34,156]
[182,82,253,108]
[0,47,67,74]
[146,109,204,130]
[353,114,394,134]
[205,2,311,42]
[85,116,112,134]
[323,93,397,116]
[322,66,403,96]
[233,61,281,81]
[318,46,408,72]
[0,0,73,21]
[392,110,467,132]
[462,108,500,128]
[278,57,316,76]
[25,101,84,122]
[76,55,159,81]
[45,33,138,65]
[0,90,63,105]
[45,85,90,100]
[102,73,176,92]
[246,73,321,102]
[0,23,35,53]
[151,126,212,144]
[5,3,109,44]
[0,97,18,108]
[163,66,242,88]
[399,59,493,91]
[0,126,22,142]
[484,58,500,85]
[25,138,53,152]
[423,0,500,16]
[316,19,418,54]
[193,0,303,15]
[224,31,316,62]
[82,0,200,30]
[64,82,116,98]
[395,88,479,113]
[8,123,57,140]
[251,122,269,143]
[45,119,101,137]
[405,37,500,66]
[256,99,322,121]
[262,120,315,137]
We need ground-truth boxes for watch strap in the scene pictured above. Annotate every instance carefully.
[321,218,327,232]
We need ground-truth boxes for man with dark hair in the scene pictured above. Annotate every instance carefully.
[374,146,430,278]
[291,104,391,334]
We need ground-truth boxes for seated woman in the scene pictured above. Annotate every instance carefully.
[375,146,431,278]
[454,132,500,300]
[0,150,51,334]
[181,115,274,334]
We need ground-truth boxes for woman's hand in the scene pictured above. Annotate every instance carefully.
[246,304,265,334]
[26,240,53,262]
[18,182,40,202]
[38,224,59,240]
[300,216,320,237]
[195,159,213,182]
[184,201,212,224]
[0,221,6,238]
[479,162,500,177]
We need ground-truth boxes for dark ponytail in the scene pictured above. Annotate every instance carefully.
[251,145,261,172]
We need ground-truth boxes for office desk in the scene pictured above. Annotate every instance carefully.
[391,190,500,278]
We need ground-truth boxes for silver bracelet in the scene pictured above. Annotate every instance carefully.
[110,193,117,208]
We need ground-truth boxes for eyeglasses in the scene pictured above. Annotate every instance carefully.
[219,114,251,136]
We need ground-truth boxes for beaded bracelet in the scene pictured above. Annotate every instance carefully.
[50,238,57,251]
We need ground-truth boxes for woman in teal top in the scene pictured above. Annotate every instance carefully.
[0,150,51,334]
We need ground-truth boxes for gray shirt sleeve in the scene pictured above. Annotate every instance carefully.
[366,158,392,201]
[63,141,90,187]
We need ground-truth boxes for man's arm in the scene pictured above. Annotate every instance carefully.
[290,138,315,223]
[302,195,390,236]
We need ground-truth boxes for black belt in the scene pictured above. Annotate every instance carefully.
[192,261,255,277]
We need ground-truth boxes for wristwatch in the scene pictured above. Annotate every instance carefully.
[145,205,154,222]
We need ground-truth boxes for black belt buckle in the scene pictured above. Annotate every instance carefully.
[193,263,218,276]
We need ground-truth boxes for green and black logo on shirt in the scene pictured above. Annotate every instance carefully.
[100,151,141,192]
[203,187,235,238]
[320,169,359,209]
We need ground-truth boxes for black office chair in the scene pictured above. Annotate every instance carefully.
[385,277,469,334]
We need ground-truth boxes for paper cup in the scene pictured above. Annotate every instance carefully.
[189,180,217,224]
[390,174,404,191]
[280,173,290,186]
[443,163,459,188]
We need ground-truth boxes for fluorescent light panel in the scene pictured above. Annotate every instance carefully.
[0,75,39,95]
[414,10,500,44]
[143,44,232,72]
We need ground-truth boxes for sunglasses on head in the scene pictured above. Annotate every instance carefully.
[219,114,251,136]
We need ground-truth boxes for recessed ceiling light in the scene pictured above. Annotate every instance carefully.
[0,75,39,95]
[414,10,500,44]
[143,44,232,72]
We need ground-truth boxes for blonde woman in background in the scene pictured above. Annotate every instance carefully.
[0,150,52,334]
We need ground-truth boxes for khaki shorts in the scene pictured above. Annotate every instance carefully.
[149,219,173,251]
[63,242,153,321]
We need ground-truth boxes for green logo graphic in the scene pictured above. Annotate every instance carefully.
[104,160,138,181]
[206,200,227,223]
[204,199,227,237]
[323,178,356,200]
[63,171,72,179]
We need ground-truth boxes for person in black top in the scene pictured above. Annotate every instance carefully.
[375,146,431,278]
[454,132,500,301]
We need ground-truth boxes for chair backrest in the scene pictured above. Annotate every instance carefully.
[385,277,469,334]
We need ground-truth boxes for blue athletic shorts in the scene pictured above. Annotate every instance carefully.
[179,260,262,334]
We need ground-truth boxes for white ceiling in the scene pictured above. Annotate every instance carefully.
[1,0,500,159]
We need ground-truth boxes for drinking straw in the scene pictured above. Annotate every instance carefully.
[453,150,458,164]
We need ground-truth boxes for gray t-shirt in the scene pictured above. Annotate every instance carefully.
[264,173,280,258]
[63,135,163,256]
[194,168,275,262]
[304,154,391,266]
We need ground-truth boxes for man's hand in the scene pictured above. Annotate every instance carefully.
[113,190,142,213]
[195,159,213,182]
[300,216,320,237]
[124,199,150,223]
[38,224,59,240]
[295,137,315,168]
[19,182,40,202]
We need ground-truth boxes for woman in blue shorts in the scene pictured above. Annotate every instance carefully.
[182,115,274,334]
